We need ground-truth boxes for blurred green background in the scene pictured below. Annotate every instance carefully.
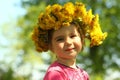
[0,0,120,80]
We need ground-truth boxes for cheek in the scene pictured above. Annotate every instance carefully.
[55,43,64,50]
[52,43,63,52]
[75,38,82,50]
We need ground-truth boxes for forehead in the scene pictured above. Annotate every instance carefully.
[53,25,78,37]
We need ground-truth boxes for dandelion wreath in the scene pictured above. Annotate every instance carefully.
[32,2,107,52]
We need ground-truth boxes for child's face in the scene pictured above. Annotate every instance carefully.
[50,24,82,59]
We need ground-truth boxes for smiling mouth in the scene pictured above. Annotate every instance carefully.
[65,48,74,51]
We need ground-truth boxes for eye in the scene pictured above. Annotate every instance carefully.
[56,38,64,42]
[70,34,77,38]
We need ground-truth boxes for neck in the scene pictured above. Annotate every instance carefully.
[57,57,77,69]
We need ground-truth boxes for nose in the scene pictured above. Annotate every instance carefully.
[65,37,72,45]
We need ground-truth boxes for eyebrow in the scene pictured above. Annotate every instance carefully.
[70,30,79,35]
[54,35,64,40]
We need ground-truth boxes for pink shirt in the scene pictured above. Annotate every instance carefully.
[43,61,89,80]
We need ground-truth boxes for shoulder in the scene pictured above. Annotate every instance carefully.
[43,70,66,80]
[47,61,65,72]
[43,61,67,80]
[79,68,89,80]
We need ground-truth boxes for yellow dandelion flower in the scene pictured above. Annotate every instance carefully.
[54,21,61,30]
[45,5,51,14]
[83,9,93,25]
[89,15,107,46]
[51,4,62,13]
[74,2,86,18]
[62,22,70,27]
[63,2,75,15]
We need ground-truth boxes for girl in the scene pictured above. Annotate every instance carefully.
[32,2,107,80]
